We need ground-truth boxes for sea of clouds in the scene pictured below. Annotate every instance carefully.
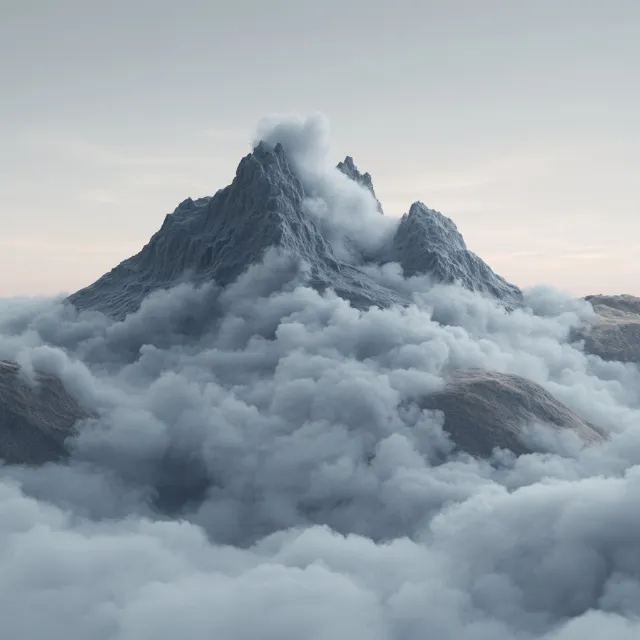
[1,115,640,639]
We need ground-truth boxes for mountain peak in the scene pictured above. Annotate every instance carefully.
[336,156,383,213]
[68,127,523,318]
[392,202,523,309]
[68,142,407,317]
[406,202,467,252]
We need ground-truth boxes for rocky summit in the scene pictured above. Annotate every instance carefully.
[68,141,523,318]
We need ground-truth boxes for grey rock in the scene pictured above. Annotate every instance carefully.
[0,360,88,465]
[336,156,384,213]
[580,294,640,364]
[68,143,407,318]
[68,143,522,319]
[391,203,524,310]
[586,294,640,315]
[421,369,604,458]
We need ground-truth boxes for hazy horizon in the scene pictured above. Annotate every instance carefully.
[2,0,639,297]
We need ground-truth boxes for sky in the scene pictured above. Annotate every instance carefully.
[1,0,639,297]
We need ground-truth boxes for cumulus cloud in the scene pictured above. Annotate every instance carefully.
[1,117,640,639]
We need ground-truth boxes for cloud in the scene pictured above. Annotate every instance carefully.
[1,117,640,638]
[254,113,398,259]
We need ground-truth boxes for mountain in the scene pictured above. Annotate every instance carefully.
[15,137,613,464]
[580,294,640,364]
[421,370,604,457]
[0,360,88,465]
[336,155,384,213]
[391,203,523,309]
[67,141,523,318]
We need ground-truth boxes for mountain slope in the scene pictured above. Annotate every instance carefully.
[336,155,384,213]
[421,369,604,457]
[68,143,408,318]
[391,203,524,309]
[580,294,640,364]
[68,141,523,318]
[0,361,88,465]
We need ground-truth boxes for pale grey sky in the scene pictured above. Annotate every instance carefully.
[2,0,639,297]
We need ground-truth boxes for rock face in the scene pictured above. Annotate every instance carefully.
[421,370,604,457]
[68,143,407,318]
[336,156,384,213]
[391,203,524,309]
[580,294,640,364]
[0,361,88,465]
[68,142,523,318]
[586,294,640,315]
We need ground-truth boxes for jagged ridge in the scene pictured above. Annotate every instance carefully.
[392,203,524,309]
[68,141,523,318]
[336,156,384,213]
[69,143,406,317]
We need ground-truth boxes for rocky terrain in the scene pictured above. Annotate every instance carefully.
[0,360,88,465]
